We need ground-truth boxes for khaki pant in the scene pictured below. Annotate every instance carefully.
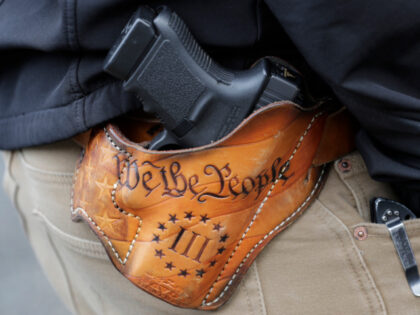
[3,141,420,314]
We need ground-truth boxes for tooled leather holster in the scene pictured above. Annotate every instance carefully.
[71,101,355,309]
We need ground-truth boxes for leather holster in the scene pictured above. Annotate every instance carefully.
[71,101,355,309]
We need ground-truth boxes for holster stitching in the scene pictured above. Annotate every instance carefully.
[202,111,324,305]
[70,135,143,265]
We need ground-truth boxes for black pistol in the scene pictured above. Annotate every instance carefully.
[104,6,306,150]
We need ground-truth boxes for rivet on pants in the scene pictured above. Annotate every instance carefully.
[338,158,352,173]
[354,226,368,241]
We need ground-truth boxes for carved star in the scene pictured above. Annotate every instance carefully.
[178,269,189,277]
[209,260,217,267]
[169,214,178,224]
[220,234,229,243]
[196,269,206,278]
[165,262,175,271]
[213,223,222,231]
[94,211,119,232]
[99,147,118,164]
[217,246,225,254]
[184,211,194,221]
[83,163,96,176]
[157,222,167,231]
[200,214,210,224]
[155,249,165,259]
[95,177,114,200]
[152,234,160,243]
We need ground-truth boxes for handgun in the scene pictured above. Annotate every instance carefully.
[104,6,307,150]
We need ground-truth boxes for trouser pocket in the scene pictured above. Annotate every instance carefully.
[351,220,420,315]
[322,151,420,315]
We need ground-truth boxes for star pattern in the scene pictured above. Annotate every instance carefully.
[169,214,178,224]
[196,269,206,278]
[165,262,175,271]
[217,246,225,254]
[213,223,222,231]
[178,269,189,277]
[157,222,167,231]
[184,211,194,221]
[152,234,160,243]
[151,208,232,276]
[95,177,114,200]
[155,249,165,259]
[94,211,119,232]
[220,233,229,243]
[83,163,96,177]
[200,214,210,224]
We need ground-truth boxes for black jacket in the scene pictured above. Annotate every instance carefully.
[1,0,420,211]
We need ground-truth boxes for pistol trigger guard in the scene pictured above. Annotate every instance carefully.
[148,129,179,151]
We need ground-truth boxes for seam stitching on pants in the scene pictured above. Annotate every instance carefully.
[44,223,80,314]
[243,270,254,315]
[317,199,387,314]
[327,209,376,313]
[336,162,362,217]
[354,172,369,218]
[18,152,74,177]
[250,263,263,315]
[33,208,108,259]
[202,112,324,305]
[252,260,267,315]
[316,203,376,313]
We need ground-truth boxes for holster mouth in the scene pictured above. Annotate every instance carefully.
[107,100,324,155]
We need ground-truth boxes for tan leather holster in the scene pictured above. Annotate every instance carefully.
[71,101,355,309]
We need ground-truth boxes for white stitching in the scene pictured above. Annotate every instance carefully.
[109,155,142,265]
[71,207,126,262]
[70,149,125,262]
[202,111,324,305]
[70,130,143,265]
[202,166,326,306]
[104,128,130,156]
[70,111,323,298]
[104,128,143,265]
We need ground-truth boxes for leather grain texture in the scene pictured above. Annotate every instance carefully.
[71,102,353,309]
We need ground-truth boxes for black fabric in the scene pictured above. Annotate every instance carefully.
[0,0,265,150]
[263,0,420,212]
[0,0,420,212]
